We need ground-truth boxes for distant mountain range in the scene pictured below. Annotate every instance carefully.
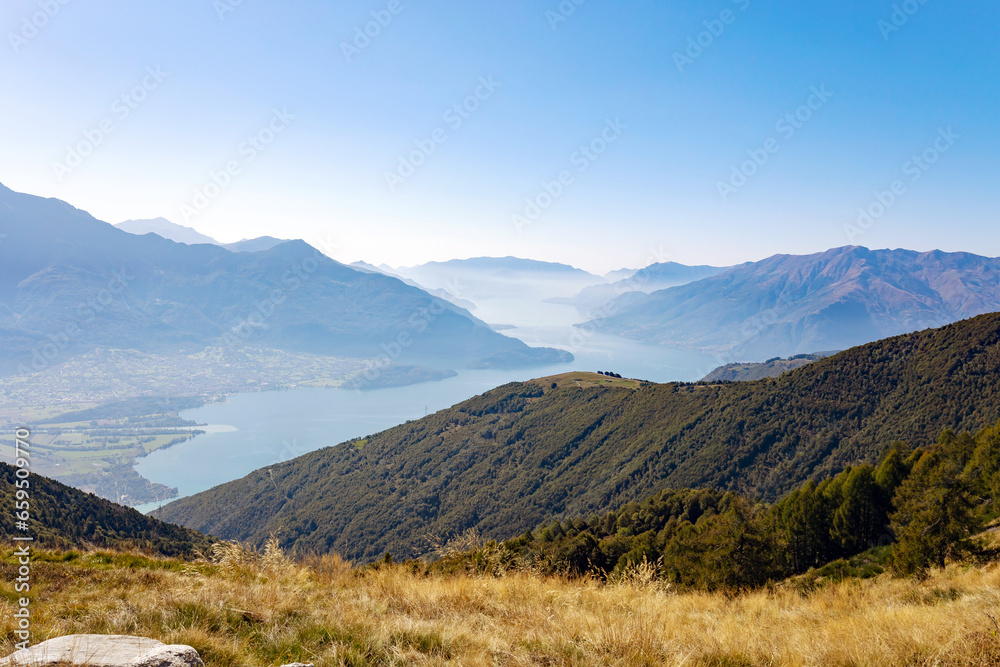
[395,257,602,299]
[117,218,218,245]
[223,236,287,253]
[0,183,570,375]
[590,246,1000,361]
[553,261,729,311]
[393,257,606,327]
[158,313,1000,562]
[116,218,286,253]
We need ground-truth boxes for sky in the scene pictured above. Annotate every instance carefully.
[1,0,997,274]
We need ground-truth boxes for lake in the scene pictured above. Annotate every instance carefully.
[133,327,721,513]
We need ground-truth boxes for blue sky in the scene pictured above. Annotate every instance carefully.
[1,0,997,273]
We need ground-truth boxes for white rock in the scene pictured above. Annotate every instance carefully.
[0,635,203,667]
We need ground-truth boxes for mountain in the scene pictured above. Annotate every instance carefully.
[350,261,387,274]
[0,183,571,375]
[589,246,1000,361]
[117,220,287,254]
[394,257,605,327]
[395,257,603,298]
[555,261,728,311]
[1,462,211,557]
[700,353,833,382]
[158,313,1000,562]
[116,218,219,245]
[603,267,637,282]
[223,236,287,253]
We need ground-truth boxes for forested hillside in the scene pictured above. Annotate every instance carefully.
[0,463,211,557]
[440,420,999,588]
[158,313,1000,563]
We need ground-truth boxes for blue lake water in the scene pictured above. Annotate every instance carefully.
[134,328,721,513]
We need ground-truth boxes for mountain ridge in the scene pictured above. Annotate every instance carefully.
[590,245,1000,360]
[157,313,1000,562]
[0,183,571,375]
[553,261,729,311]
[116,218,220,245]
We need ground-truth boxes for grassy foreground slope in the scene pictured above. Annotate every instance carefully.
[160,313,1000,562]
[2,545,999,666]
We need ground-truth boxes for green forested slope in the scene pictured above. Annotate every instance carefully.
[0,463,212,557]
[159,313,1000,562]
[438,420,1000,588]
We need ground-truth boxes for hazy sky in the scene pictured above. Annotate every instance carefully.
[2,0,997,273]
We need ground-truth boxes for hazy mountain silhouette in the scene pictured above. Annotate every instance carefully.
[555,261,728,311]
[591,246,1000,360]
[0,183,571,375]
[394,257,605,327]
[116,218,218,245]
[223,236,287,253]
[117,219,287,254]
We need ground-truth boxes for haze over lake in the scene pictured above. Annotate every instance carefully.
[135,327,719,512]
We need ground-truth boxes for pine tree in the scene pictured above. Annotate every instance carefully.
[832,465,884,553]
[890,449,980,576]
[776,481,835,572]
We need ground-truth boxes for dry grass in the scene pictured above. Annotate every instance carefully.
[2,545,1000,666]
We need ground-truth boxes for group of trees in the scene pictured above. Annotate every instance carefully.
[0,463,212,558]
[436,421,1000,589]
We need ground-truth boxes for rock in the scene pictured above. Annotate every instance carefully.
[0,635,203,667]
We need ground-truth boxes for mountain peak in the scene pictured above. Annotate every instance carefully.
[117,218,219,245]
[591,246,1000,361]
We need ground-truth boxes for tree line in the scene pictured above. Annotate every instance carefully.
[433,420,1000,588]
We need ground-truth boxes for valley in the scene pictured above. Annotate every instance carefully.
[133,333,717,511]
[0,345,377,505]
[3,6,996,664]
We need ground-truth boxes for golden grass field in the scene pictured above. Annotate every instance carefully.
[3,542,1000,666]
